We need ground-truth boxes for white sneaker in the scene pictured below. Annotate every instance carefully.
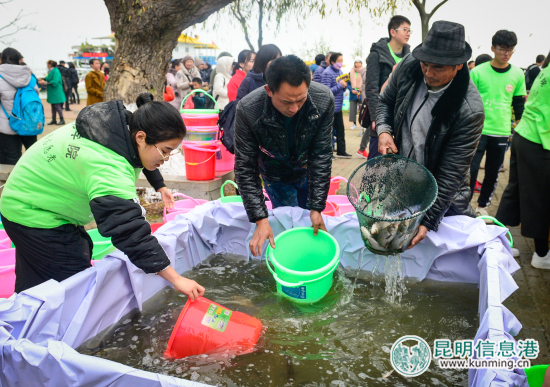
[531,251,550,269]
[350,124,358,130]
[475,207,493,224]
[511,248,520,258]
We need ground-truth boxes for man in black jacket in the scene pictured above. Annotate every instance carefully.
[57,60,72,111]
[376,21,484,249]
[359,15,411,160]
[234,55,334,256]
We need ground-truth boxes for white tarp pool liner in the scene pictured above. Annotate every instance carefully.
[0,201,527,386]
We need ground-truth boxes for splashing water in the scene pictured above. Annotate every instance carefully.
[383,254,408,304]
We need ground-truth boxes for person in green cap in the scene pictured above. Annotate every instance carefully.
[0,93,205,300]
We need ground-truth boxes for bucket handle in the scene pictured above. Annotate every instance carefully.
[476,216,513,248]
[265,252,339,288]
[263,189,270,201]
[331,176,348,183]
[163,193,202,222]
[180,88,220,114]
[220,180,238,198]
[323,200,338,215]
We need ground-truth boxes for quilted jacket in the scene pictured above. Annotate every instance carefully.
[376,55,484,231]
[234,82,335,223]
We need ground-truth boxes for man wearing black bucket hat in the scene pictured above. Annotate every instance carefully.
[376,21,485,249]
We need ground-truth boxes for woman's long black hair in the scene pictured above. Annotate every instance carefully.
[252,44,281,75]
[231,49,255,75]
[129,92,186,145]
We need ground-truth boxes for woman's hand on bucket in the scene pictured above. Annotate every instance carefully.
[159,187,175,210]
[157,266,205,301]
[407,225,428,250]
[310,210,327,236]
[250,218,275,257]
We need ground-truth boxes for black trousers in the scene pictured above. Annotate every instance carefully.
[1,215,93,293]
[470,135,509,207]
[496,134,550,241]
[51,103,64,121]
[0,132,37,164]
[334,111,346,155]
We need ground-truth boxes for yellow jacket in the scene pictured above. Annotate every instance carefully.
[85,70,105,106]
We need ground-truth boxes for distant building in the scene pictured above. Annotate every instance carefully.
[69,33,221,67]
[172,34,220,65]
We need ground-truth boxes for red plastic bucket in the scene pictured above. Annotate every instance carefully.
[328,176,348,196]
[165,297,263,359]
[183,141,235,172]
[182,114,218,127]
[150,223,165,234]
[183,143,219,181]
[322,201,339,216]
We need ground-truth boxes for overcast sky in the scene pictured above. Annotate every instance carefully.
[1,0,547,74]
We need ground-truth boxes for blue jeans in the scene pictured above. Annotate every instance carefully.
[263,175,308,209]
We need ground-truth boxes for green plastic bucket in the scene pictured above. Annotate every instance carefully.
[87,229,116,260]
[266,227,340,304]
[219,180,243,204]
[525,364,548,387]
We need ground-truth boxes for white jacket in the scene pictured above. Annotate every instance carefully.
[212,56,233,110]
[0,64,38,135]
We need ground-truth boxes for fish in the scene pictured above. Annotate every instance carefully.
[388,221,409,251]
[375,221,398,249]
[361,226,388,252]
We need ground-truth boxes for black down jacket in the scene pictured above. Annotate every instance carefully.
[376,54,484,232]
[234,82,335,223]
[364,38,411,136]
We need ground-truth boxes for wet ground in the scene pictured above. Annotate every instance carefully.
[79,254,478,386]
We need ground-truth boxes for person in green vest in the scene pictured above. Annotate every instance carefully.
[496,52,550,268]
[0,93,205,300]
[469,30,527,221]
[37,60,66,125]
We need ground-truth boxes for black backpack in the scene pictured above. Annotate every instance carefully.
[358,98,371,127]
[218,100,238,154]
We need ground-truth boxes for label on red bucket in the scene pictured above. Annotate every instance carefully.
[281,286,307,299]
[201,303,232,332]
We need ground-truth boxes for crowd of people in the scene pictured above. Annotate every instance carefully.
[0,15,548,297]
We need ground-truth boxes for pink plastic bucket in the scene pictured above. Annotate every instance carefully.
[0,248,16,298]
[327,195,354,215]
[182,114,218,127]
[0,230,12,250]
[328,176,348,196]
[163,193,208,222]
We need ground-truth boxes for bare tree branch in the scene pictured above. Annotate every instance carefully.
[0,7,36,45]
[428,0,449,17]
[232,1,256,51]
[257,0,264,48]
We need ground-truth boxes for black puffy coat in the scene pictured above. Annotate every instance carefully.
[376,54,484,231]
[364,38,410,136]
[234,82,335,223]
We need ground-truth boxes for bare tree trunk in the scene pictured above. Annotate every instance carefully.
[412,0,450,41]
[103,0,233,104]
[257,0,264,49]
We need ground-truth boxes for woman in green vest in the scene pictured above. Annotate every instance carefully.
[38,60,66,125]
[0,94,205,300]
[496,51,550,268]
